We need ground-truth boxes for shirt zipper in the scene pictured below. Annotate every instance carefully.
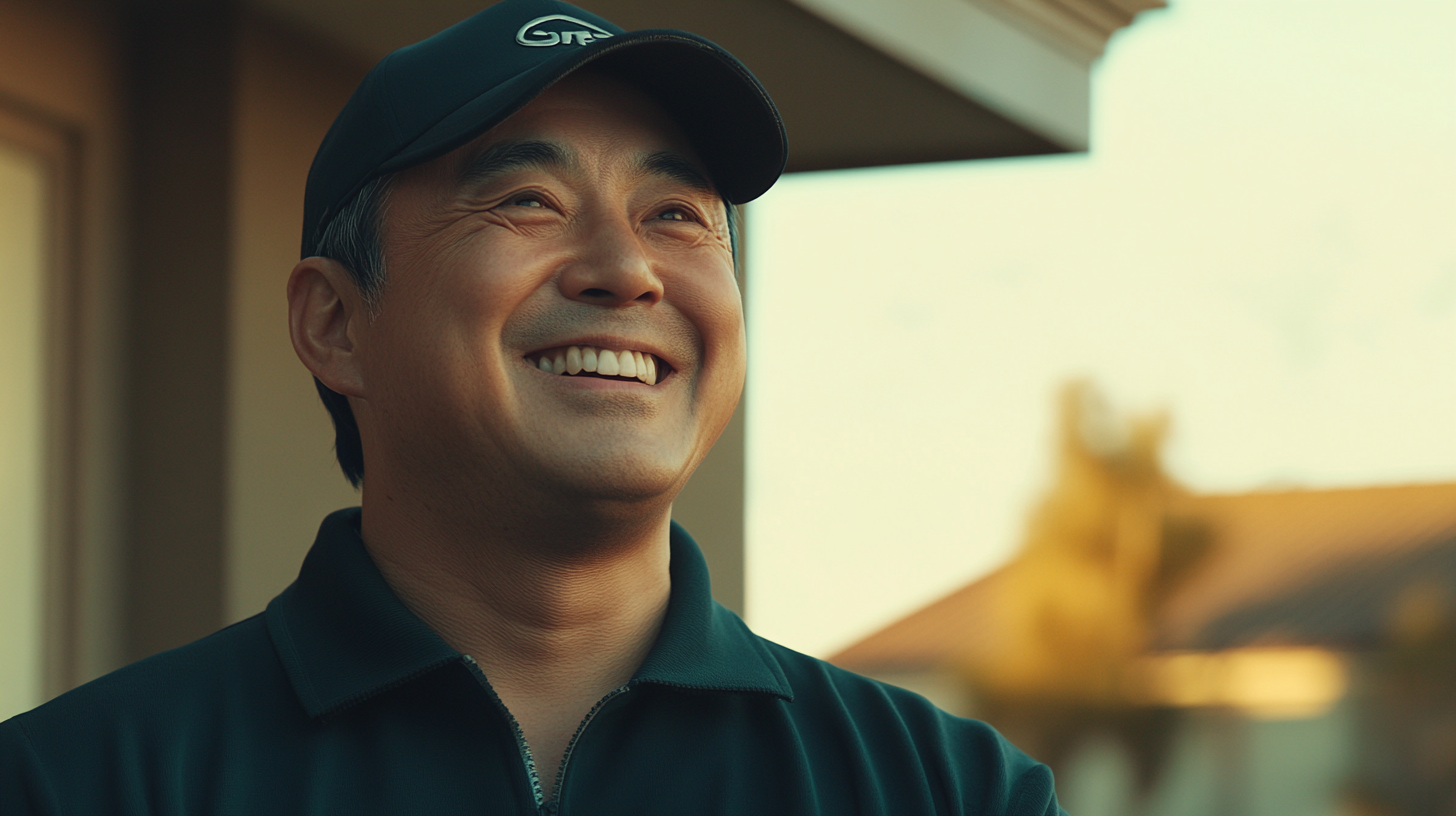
[545,684,631,814]
[462,655,634,816]
[461,655,547,810]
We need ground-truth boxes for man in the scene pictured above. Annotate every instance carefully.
[1,1,1065,813]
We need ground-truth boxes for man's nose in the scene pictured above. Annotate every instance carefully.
[558,217,664,307]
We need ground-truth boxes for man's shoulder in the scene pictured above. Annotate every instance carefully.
[1,612,299,813]
[749,635,1063,815]
[757,635,991,733]
[7,613,282,734]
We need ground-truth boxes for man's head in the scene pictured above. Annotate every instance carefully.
[288,0,784,505]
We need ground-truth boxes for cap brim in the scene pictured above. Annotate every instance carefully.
[378,30,786,205]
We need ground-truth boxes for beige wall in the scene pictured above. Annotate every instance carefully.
[0,0,376,680]
[226,15,369,623]
[0,0,129,686]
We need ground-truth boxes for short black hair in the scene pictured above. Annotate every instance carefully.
[311,175,393,488]
[310,177,740,489]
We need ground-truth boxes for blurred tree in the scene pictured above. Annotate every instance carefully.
[956,381,1211,807]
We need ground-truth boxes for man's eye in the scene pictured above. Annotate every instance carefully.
[657,208,690,222]
[496,192,548,209]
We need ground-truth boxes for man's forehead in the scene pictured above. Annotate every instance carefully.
[448,136,716,195]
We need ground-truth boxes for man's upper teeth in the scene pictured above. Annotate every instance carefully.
[533,346,660,385]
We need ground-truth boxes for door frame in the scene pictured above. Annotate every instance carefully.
[0,95,83,700]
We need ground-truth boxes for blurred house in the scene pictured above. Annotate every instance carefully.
[832,384,1456,816]
[0,0,1162,720]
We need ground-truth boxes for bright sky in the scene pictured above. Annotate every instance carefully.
[744,0,1456,658]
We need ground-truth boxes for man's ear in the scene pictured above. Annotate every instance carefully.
[288,257,367,398]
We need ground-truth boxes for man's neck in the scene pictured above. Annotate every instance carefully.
[358,477,673,795]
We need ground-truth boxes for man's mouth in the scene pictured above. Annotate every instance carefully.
[526,345,671,385]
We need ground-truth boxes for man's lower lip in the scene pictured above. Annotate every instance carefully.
[528,366,665,389]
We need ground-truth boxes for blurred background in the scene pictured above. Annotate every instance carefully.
[1,0,1453,813]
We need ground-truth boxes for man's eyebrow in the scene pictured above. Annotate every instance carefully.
[637,151,717,195]
[457,139,573,189]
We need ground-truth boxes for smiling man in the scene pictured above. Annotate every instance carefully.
[293,68,752,794]
[1,1,1063,814]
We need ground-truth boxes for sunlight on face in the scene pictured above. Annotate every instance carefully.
[354,72,744,512]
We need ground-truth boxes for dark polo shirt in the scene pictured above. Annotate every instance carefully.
[1,508,1064,815]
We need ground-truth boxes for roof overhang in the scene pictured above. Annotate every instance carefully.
[245,0,1163,173]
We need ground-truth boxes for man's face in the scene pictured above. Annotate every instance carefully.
[353,72,744,508]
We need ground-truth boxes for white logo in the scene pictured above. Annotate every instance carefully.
[515,14,614,47]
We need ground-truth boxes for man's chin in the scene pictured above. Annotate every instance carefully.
[524,448,694,508]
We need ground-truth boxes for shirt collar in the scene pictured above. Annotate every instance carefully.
[634,522,792,700]
[266,508,791,720]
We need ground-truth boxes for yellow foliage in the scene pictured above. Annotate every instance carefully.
[961,382,1198,707]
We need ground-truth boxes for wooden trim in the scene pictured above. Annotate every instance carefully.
[0,99,85,698]
[975,0,1166,61]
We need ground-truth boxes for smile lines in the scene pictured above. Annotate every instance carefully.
[529,345,662,385]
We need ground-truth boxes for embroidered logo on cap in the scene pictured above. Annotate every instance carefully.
[516,14,614,47]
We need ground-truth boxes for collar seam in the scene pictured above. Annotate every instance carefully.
[746,630,794,696]
[264,597,324,717]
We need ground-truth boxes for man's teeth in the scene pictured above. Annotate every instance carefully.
[531,346,661,385]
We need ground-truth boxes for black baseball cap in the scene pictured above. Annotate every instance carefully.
[302,0,787,257]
